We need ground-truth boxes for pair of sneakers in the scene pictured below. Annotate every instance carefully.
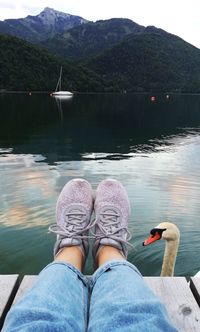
[49,178,131,264]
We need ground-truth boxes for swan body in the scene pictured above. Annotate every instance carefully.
[143,222,180,276]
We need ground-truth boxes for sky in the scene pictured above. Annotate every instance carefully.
[0,0,199,48]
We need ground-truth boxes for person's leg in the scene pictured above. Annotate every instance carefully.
[89,254,177,332]
[88,179,177,332]
[3,259,88,332]
[3,179,93,332]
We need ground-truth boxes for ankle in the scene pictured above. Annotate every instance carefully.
[96,245,125,267]
[55,246,85,271]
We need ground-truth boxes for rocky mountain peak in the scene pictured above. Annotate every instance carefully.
[32,7,88,32]
[38,7,70,21]
[2,7,89,42]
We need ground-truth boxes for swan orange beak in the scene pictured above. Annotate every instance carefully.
[143,232,161,246]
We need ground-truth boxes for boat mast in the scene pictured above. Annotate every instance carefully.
[55,66,62,92]
[59,66,62,91]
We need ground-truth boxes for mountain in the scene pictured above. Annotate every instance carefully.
[0,7,88,43]
[0,10,144,60]
[86,27,200,92]
[1,27,200,93]
[0,33,104,91]
[43,18,145,60]
[1,8,200,92]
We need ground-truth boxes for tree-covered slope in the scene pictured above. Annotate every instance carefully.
[43,18,144,60]
[0,34,104,91]
[86,27,200,92]
[1,25,200,93]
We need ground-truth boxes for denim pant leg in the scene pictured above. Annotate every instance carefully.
[3,262,89,332]
[88,260,177,332]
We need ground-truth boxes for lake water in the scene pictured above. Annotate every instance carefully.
[0,93,200,277]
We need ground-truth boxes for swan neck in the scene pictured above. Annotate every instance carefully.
[161,239,179,276]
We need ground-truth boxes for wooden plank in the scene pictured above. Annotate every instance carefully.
[190,277,200,306]
[13,275,37,304]
[144,277,200,331]
[0,275,19,329]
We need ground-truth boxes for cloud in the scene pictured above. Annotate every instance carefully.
[0,1,16,9]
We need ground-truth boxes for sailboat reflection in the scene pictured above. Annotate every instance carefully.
[53,95,73,123]
[52,95,73,101]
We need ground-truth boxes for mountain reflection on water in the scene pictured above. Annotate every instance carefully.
[1,94,200,163]
[0,93,200,277]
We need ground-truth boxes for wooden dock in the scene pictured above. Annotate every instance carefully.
[0,275,200,331]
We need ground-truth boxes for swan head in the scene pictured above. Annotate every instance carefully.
[143,222,180,246]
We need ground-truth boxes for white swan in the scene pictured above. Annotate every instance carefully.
[143,222,180,276]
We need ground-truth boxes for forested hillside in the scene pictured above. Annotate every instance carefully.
[0,34,104,91]
[86,27,200,92]
[1,7,200,93]
[43,18,144,60]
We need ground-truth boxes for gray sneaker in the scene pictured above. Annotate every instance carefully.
[49,179,93,259]
[92,179,131,260]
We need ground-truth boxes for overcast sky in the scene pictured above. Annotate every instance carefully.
[0,0,199,48]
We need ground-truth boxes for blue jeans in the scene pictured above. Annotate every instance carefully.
[3,260,177,332]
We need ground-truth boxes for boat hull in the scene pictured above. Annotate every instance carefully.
[52,91,73,96]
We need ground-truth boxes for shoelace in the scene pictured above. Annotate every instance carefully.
[48,211,93,239]
[91,209,133,247]
[48,208,133,248]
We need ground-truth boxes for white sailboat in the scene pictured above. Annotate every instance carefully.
[52,66,73,96]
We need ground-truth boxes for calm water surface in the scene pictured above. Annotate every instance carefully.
[0,93,200,277]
